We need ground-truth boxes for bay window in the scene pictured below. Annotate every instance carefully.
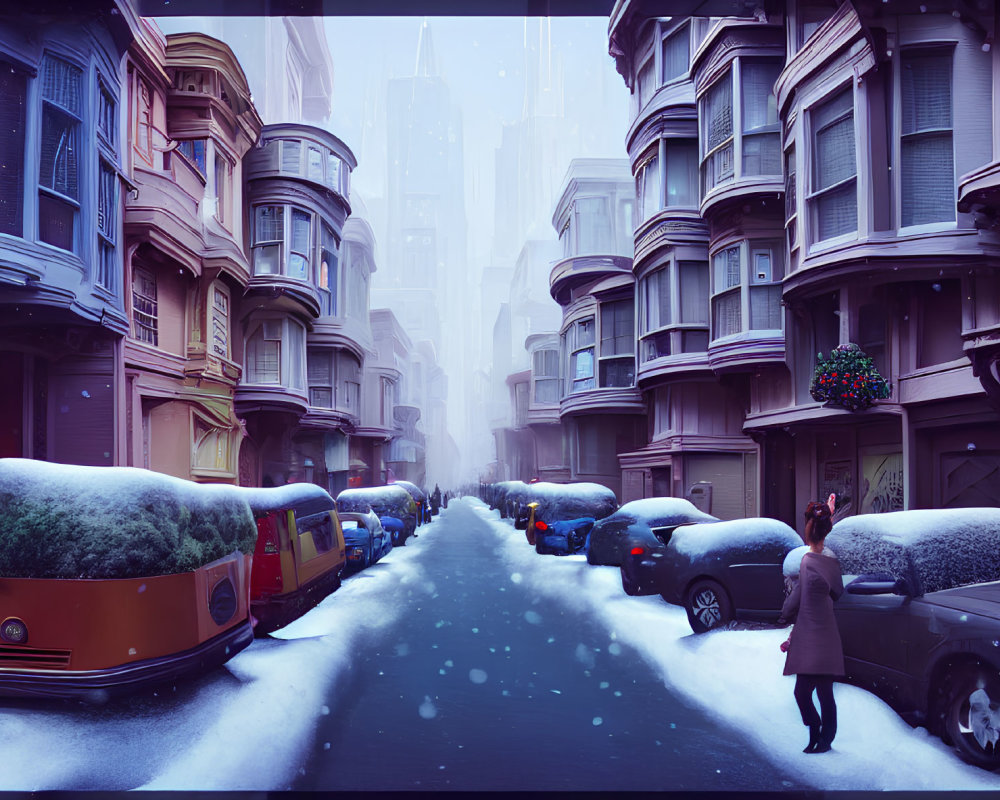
[711,240,784,341]
[599,299,635,388]
[639,260,709,360]
[809,86,856,243]
[246,318,306,389]
[900,48,954,227]
[252,204,315,281]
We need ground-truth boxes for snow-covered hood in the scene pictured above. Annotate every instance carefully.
[925,582,1000,618]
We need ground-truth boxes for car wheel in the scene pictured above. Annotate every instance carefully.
[684,579,733,634]
[943,666,1000,770]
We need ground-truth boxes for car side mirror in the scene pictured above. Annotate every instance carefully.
[847,573,911,596]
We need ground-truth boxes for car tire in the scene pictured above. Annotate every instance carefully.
[943,666,1000,770]
[684,579,733,633]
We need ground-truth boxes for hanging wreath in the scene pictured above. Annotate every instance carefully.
[810,343,891,412]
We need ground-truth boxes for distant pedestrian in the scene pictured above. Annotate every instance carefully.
[778,496,843,754]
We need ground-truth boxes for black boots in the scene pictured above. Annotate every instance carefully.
[803,725,821,753]
[805,723,835,753]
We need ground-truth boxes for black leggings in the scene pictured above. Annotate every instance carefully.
[794,674,836,739]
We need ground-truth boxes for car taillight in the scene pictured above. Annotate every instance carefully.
[535,520,548,531]
[630,546,645,556]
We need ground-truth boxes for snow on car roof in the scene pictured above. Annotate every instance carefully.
[0,458,257,579]
[525,481,616,500]
[613,497,718,524]
[233,482,335,516]
[391,480,427,499]
[670,517,801,559]
[828,508,1000,594]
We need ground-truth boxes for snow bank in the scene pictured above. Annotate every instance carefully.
[471,498,1000,792]
[670,517,800,560]
[0,458,256,579]
[828,508,1000,594]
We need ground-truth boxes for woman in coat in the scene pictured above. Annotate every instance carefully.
[779,498,844,753]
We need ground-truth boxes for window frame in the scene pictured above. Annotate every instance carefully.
[131,265,158,346]
[638,259,710,361]
[567,316,596,394]
[251,203,316,281]
[598,298,635,388]
[897,44,956,233]
[532,348,560,404]
[806,83,858,249]
[245,317,307,389]
[709,240,784,342]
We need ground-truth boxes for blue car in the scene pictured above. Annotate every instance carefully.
[340,510,392,572]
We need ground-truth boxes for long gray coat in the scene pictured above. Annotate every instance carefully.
[780,551,845,676]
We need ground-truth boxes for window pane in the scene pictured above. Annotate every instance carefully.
[254,244,280,275]
[576,318,595,347]
[643,331,671,361]
[98,82,116,147]
[679,261,709,323]
[281,139,301,172]
[41,55,82,116]
[97,162,116,242]
[815,115,855,190]
[714,246,741,290]
[665,141,697,206]
[601,300,633,356]
[681,330,709,352]
[600,357,634,388]
[642,155,659,217]
[784,146,796,221]
[308,147,323,181]
[534,377,559,403]
[637,57,655,107]
[713,289,741,338]
[255,206,283,243]
[38,193,75,251]
[662,27,690,83]
[742,132,781,177]
[132,267,158,346]
[902,134,954,226]
[705,73,733,152]
[741,61,780,133]
[817,182,858,240]
[576,197,612,253]
[287,322,305,389]
[40,105,79,200]
[750,284,782,330]
[327,154,341,191]
[901,51,952,134]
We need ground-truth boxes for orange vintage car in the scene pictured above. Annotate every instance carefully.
[0,459,257,701]
[240,483,347,635]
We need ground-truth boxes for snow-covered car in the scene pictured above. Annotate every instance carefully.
[238,483,347,636]
[825,507,1000,770]
[392,480,429,525]
[340,509,392,571]
[337,485,418,545]
[586,497,719,567]
[621,517,802,633]
[0,459,257,700]
[523,482,618,555]
[487,480,526,519]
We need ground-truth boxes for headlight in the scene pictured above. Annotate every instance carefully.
[1,617,28,645]
[209,578,238,626]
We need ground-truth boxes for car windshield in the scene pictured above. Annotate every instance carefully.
[827,508,1000,594]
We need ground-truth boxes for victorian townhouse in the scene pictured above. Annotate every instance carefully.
[602,0,1000,524]
[0,3,424,492]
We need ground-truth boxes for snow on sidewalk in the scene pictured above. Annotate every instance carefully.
[469,498,1000,791]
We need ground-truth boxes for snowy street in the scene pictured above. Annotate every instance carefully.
[2,497,1000,791]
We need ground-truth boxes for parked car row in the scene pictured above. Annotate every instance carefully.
[485,479,1000,771]
[0,459,436,701]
